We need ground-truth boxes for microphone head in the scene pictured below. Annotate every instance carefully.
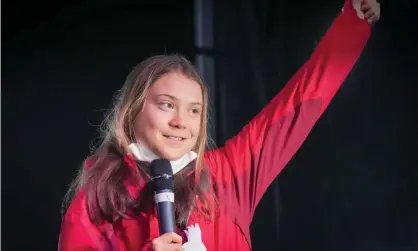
[150,158,174,191]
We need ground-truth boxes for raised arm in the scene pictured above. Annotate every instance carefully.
[204,0,375,225]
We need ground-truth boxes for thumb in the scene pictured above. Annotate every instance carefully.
[352,0,366,19]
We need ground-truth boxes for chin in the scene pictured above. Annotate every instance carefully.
[158,151,187,161]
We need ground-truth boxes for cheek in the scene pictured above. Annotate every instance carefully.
[190,119,201,138]
[133,115,146,138]
[135,107,160,134]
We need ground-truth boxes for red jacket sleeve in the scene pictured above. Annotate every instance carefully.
[204,0,371,226]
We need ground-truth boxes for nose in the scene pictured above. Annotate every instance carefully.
[169,111,187,129]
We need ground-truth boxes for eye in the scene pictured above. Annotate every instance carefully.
[190,107,201,116]
[160,102,174,110]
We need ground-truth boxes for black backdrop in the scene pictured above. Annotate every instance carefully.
[2,0,418,250]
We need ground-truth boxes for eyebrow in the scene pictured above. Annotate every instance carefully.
[155,94,203,106]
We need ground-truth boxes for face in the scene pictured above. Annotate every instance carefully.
[134,72,203,160]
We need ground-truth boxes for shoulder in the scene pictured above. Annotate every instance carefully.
[59,189,111,251]
[62,189,90,224]
[61,188,110,235]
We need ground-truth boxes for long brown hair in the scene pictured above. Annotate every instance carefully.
[63,54,216,228]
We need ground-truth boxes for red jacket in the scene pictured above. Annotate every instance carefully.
[58,2,371,250]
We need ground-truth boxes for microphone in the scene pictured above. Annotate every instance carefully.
[150,158,176,235]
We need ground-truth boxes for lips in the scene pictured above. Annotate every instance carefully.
[163,135,186,141]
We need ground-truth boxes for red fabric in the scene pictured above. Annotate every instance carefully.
[58,2,371,250]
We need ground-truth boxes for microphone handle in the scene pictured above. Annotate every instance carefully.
[154,189,176,234]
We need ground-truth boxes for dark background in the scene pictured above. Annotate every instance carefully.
[2,0,418,250]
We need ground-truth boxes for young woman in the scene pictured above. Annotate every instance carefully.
[59,0,381,250]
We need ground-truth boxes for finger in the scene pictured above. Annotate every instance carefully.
[364,9,375,19]
[368,8,380,23]
[158,232,183,244]
[166,243,184,251]
[168,232,183,244]
[353,2,365,19]
[368,15,378,24]
[361,2,371,12]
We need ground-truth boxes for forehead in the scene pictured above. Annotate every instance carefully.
[149,72,203,103]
